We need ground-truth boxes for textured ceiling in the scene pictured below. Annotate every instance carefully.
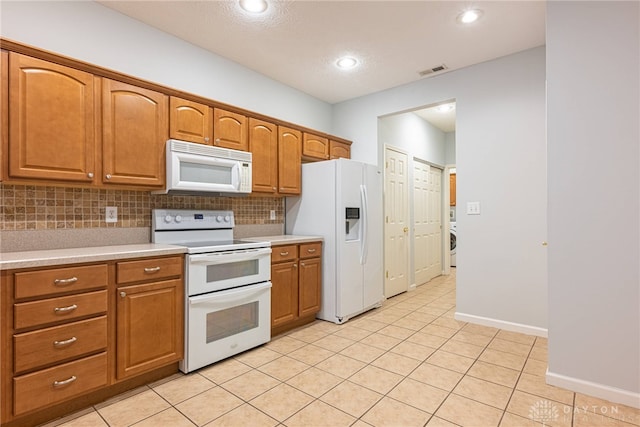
[97,0,546,106]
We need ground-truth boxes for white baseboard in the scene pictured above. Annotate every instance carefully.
[546,370,640,409]
[454,312,548,337]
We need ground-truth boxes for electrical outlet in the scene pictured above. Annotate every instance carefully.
[105,206,118,223]
[270,210,276,220]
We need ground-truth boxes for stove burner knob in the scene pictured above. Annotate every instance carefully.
[224,215,230,222]
[216,215,223,222]
[164,215,172,223]
[175,215,182,223]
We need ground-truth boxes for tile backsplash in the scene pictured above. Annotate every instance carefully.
[0,184,284,231]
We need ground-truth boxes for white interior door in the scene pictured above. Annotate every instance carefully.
[384,146,409,298]
[425,165,443,280]
[413,159,430,285]
[414,160,443,285]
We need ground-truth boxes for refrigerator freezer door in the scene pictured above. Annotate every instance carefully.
[362,164,384,309]
[336,160,365,319]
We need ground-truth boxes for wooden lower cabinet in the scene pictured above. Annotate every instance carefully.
[0,254,184,427]
[116,279,183,379]
[13,352,108,416]
[270,241,322,336]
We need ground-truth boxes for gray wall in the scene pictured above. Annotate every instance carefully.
[445,132,456,165]
[378,112,446,166]
[547,1,639,404]
[0,1,332,133]
[333,47,548,333]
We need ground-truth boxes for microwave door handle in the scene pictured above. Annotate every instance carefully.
[189,247,272,265]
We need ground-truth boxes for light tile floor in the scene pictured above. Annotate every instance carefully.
[44,270,640,427]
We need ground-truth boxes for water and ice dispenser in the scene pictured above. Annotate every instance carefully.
[345,207,360,241]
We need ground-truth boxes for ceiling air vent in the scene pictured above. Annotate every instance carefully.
[418,64,448,77]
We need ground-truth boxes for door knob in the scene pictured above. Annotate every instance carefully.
[403,227,409,232]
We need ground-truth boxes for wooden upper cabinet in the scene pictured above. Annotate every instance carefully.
[7,53,96,183]
[102,79,168,187]
[249,118,278,194]
[278,126,301,195]
[330,140,351,159]
[1,50,7,182]
[450,173,456,206]
[302,133,329,160]
[213,108,247,151]
[169,96,212,145]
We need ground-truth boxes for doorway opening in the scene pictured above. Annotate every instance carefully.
[379,99,456,296]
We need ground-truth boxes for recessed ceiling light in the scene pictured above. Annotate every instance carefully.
[239,0,268,14]
[437,104,455,113]
[457,9,483,24]
[336,56,358,70]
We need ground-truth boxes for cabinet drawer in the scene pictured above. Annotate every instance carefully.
[13,352,108,416]
[299,242,322,259]
[14,264,107,300]
[271,245,298,262]
[117,256,182,284]
[14,316,107,374]
[14,290,107,330]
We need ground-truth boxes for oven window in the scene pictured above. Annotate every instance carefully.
[206,260,258,282]
[181,161,232,185]
[206,301,259,343]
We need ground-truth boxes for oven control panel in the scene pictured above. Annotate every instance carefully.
[152,209,234,231]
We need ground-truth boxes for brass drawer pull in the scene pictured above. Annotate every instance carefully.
[280,251,289,256]
[307,248,316,253]
[144,266,161,273]
[53,337,77,347]
[54,304,78,314]
[53,375,77,387]
[53,277,78,286]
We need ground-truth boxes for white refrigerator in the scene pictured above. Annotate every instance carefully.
[286,159,384,324]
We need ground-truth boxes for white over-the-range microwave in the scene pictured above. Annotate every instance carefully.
[154,139,252,195]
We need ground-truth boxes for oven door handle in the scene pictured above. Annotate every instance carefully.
[188,247,272,265]
[189,281,272,306]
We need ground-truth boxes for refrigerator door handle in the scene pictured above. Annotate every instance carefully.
[360,184,368,265]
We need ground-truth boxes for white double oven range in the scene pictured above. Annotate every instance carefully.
[152,209,272,373]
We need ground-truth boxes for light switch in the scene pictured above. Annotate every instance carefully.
[467,201,481,215]
[270,210,276,220]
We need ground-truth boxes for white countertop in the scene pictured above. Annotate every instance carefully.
[0,244,187,270]
[244,235,323,246]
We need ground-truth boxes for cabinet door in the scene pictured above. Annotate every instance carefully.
[302,133,329,160]
[213,108,247,151]
[277,126,301,195]
[8,53,96,183]
[169,96,212,145]
[270,261,298,327]
[249,118,277,194]
[329,140,351,159]
[116,279,183,379]
[450,173,456,206]
[102,79,168,187]
[298,257,321,318]
[1,50,7,182]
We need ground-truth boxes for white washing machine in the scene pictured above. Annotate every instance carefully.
[450,222,457,267]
